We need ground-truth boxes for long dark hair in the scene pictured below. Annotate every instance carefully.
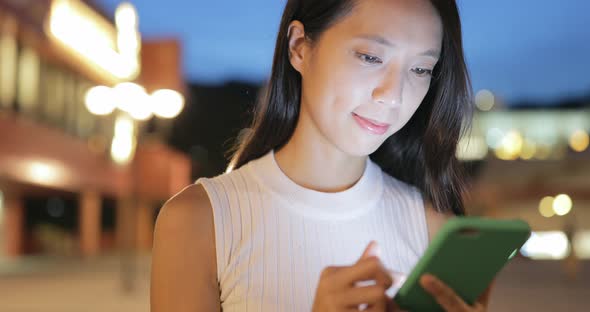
[228,0,472,215]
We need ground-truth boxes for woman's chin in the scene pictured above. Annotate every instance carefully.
[336,139,385,158]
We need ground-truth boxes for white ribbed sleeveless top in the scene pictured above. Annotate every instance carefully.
[196,150,429,312]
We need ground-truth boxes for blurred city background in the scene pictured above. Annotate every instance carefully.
[0,0,588,311]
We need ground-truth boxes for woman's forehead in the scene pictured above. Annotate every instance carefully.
[328,0,443,48]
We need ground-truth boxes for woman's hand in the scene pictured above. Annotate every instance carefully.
[387,274,492,312]
[312,242,393,312]
[418,274,490,312]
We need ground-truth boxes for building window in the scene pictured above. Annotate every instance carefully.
[0,26,17,110]
[16,46,41,116]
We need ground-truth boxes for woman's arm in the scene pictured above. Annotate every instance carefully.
[151,184,221,312]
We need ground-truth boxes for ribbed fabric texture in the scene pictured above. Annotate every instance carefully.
[196,150,429,312]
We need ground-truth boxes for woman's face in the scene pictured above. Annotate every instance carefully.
[292,0,443,156]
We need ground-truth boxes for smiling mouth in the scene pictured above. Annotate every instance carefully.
[352,113,391,135]
[354,114,389,126]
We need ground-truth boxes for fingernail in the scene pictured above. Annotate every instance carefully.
[368,242,382,258]
[421,274,435,287]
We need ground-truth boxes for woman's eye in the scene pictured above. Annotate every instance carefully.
[356,53,383,65]
[412,67,433,77]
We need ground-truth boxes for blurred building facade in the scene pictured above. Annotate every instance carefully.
[459,92,590,262]
[0,0,190,260]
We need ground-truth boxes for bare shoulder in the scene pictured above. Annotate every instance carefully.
[155,183,213,233]
[424,201,454,242]
[151,183,220,311]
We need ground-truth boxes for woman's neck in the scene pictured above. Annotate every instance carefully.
[274,117,367,193]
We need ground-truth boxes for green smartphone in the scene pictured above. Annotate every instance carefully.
[393,217,531,311]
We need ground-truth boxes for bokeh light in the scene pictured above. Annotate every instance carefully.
[111,116,136,165]
[113,82,152,120]
[85,86,116,116]
[521,231,570,260]
[569,129,589,152]
[475,89,495,111]
[115,2,138,30]
[150,89,185,119]
[48,0,133,79]
[486,128,504,149]
[539,196,555,218]
[520,139,537,160]
[494,130,523,160]
[573,231,590,259]
[553,194,573,216]
[26,161,64,186]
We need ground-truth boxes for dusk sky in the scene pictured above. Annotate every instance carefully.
[98,0,590,105]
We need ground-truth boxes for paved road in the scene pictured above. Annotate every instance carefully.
[0,254,150,312]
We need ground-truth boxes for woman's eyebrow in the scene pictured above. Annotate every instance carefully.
[356,34,395,47]
[355,34,440,59]
[419,48,440,59]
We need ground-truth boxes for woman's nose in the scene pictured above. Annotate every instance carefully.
[371,72,403,108]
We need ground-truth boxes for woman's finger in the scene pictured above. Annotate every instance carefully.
[338,284,388,307]
[420,274,471,312]
[334,257,393,289]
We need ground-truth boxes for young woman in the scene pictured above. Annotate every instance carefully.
[151,0,492,311]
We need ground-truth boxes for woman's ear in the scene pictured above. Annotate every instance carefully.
[287,20,308,74]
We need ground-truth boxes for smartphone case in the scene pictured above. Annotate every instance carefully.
[394,217,531,311]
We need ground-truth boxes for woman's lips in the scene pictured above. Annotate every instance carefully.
[352,113,390,135]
